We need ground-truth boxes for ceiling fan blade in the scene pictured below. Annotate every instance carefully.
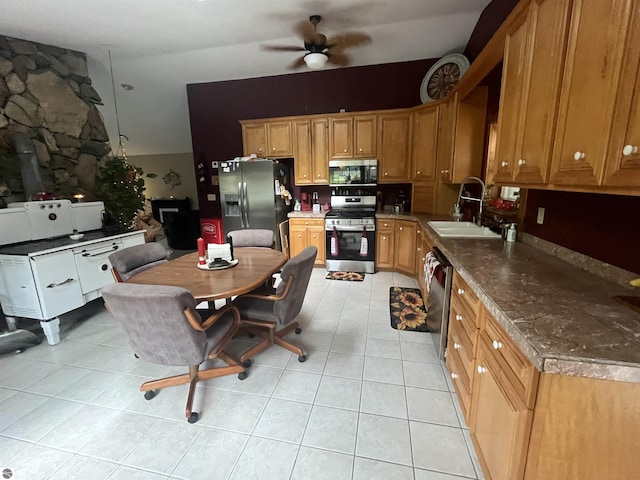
[286,56,307,70]
[293,19,316,42]
[327,32,372,50]
[261,44,306,52]
[326,51,351,67]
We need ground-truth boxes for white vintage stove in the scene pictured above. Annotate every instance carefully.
[0,200,145,345]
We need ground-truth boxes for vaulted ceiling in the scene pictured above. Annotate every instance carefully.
[1,0,491,155]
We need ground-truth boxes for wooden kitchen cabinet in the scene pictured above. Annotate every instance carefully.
[549,0,635,187]
[289,218,325,266]
[411,104,439,182]
[471,339,534,480]
[604,1,640,187]
[375,219,395,269]
[494,0,570,186]
[241,122,267,157]
[378,111,412,183]
[329,114,377,159]
[394,219,417,275]
[437,88,488,184]
[293,118,329,185]
[241,119,292,158]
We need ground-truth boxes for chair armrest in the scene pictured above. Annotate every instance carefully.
[184,304,241,331]
[240,276,293,301]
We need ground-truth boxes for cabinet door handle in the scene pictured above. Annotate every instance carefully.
[343,148,348,153]
[518,159,526,166]
[384,172,388,176]
[303,174,307,178]
[451,372,459,379]
[477,365,487,374]
[453,342,461,350]
[455,314,462,321]
[311,234,316,238]
[573,151,585,161]
[297,234,303,238]
[359,148,363,152]
[305,222,309,225]
[622,145,638,156]
[272,147,276,151]
[382,236,387,240]
[399,227,403,231]
[501,161,509,167]
[492,340,503,350]
[317,174,321,177]
[416,170,421,175]
[457,288,465,295]
[47,278,74,288]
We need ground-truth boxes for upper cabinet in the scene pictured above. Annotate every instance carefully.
[293,118,329,185]
[241,120,293,158]
[378,111,412,183]
[495,0,571,186]
[329,114,377,159]
[437,88,488,184]
[411,104,439,182]
[550,0,640,186]
[241,122,267,157]
[603,1,640,187]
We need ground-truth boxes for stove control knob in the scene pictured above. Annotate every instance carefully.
[40,205,46,209]
[48,204,54,208]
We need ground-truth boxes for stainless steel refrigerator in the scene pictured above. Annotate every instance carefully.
[219,159,291,250]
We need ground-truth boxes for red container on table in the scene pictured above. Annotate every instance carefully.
[200,218,224,245]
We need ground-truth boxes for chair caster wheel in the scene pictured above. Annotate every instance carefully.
[238,371,247,380]
[247,333,255,338]
[144,390,155,401]
[294,327,302,334]
[188,412,199,424]
[298,355,306,363]
[242,359,252,368]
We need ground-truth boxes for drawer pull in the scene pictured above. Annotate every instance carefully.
[453,342,461,350]
[623,144,638,156]
[46,278,74,288]
[477,365,487,374]
[492,340,503,350]
[455,314,462,322]
[457,288,465,295]
[451,372,459,379]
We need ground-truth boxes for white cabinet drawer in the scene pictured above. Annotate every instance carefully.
[73,240,123,294]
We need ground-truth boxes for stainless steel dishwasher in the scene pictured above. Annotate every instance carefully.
[425,247,453,360]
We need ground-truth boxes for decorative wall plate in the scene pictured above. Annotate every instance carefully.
[420,53,470,103]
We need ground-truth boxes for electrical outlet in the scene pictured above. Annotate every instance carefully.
[537,207,545,224]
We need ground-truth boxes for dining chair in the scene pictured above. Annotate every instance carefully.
[101,283,246,423]
[227,229,274,248]
[232,246,317,365]
[109,242,168,282]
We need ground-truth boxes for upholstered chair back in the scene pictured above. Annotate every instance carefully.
[109,243,168,281]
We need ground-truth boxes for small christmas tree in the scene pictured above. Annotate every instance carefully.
[95,156,147,232]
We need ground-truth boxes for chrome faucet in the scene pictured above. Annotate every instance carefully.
[455,176,486,226]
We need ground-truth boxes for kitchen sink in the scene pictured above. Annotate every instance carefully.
[427,221,501,239]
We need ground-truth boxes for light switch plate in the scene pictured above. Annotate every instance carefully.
[537,207,545,224]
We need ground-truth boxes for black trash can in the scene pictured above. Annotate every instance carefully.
[163,210,200,250]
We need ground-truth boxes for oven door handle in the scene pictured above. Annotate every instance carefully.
[81,245,119,257]
[325,225,376,232]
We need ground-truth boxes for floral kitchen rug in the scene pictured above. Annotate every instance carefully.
[325,271,365,282]
[389,287,429,331]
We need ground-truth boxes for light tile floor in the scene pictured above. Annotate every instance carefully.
[0,269,484,480]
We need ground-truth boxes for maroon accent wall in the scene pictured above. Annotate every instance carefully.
[464,0,520,61]
[524,190,640,274]
[187,59,436,216]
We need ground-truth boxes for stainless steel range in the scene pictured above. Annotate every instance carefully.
[325,186,377,274]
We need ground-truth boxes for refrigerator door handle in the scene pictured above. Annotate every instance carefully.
[237,181,245,228]
[243,182,250,227]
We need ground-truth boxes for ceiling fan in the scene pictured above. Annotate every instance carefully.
[262,15,372,70]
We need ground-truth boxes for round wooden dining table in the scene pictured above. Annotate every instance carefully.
[125,248,288,302]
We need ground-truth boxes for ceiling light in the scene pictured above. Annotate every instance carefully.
[304,53,328,70]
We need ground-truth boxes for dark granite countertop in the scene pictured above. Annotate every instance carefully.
[375,212,640,382]
[0,230,144,256]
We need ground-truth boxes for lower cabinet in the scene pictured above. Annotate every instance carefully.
[289,218,325,266]
[375,219,395,269]
[376,218,419,274]
[394,220,417,275]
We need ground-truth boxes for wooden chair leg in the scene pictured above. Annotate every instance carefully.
[185,365,199,420]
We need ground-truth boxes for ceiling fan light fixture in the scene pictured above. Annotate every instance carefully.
[304,52,328,70]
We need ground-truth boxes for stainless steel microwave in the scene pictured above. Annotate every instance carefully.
[328,159,378,187]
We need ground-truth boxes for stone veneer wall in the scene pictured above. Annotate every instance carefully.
[0,35,110,201]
